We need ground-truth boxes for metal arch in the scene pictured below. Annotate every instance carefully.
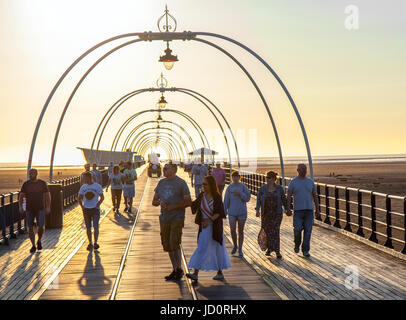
[191,37,285,184]
[27,33,143,179]
[93,89,147,150]
[123,120,196,152]
[129,127,190,159]
[134,131,185,160]
[95,88,238,171]
[138,136,180,161]
[30,30,312,181]
[138,136,181,162]
[194,32,314,179]
[122,120,196,152]
[112,108,208,152]
[139,140,174,161]
[139,138,175,160]
[137,135,181,160]
[141,141,173,160]
[173,88,239,172]
[48,38,144,182]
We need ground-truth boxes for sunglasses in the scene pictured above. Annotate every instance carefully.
[266,176,275,179]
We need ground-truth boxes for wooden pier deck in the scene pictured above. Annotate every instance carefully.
[1,167,406,300]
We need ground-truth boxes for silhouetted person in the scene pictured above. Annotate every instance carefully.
[19,168,51,253]
[152,163,191,281]
[286,164,320,257]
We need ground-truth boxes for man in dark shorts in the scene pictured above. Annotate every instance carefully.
[152,163,192,281]
[19,168,51,253]
[78,172,104,251]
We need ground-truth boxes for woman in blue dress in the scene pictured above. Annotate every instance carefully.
[186,175,231,281]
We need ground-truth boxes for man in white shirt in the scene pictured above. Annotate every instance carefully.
[78,172,104,251]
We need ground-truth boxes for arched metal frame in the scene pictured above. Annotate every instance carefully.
[122,120,196,152]
[129,127,190,159]
[139,137,175,160]
[96,88,239,172]
[137,135,179,160]
[140,140,174,160]
[138,134,182,160]
[111,108,208,152]
[134,132,184,161]
[27,30,313,183]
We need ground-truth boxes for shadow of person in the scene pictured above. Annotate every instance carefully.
[195,282,252,300]
[77,251,112,299]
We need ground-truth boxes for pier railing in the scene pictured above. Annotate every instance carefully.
[0,169,109,244]
[223,164,406,254]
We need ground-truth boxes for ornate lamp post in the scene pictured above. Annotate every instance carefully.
[158,5,178,70]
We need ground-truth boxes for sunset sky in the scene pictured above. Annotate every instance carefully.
[0,0,405,165]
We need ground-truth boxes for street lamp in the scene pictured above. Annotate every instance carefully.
[157,94,167,109]
[157,5,178,70]
[159,42,178,70]
[156,112,163,123]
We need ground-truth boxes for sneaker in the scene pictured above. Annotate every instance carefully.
[174,268,184,281]
[94,243,100,250]
[276,252,283,259]
[238,249,244,257]
[87,243,93,251]
[231,245,238,255]
[37,241,42,250]
[127,207,132,213]
[265,249,271,256]
[30,245,36,253]
[303,252,311,258]
[294,245,300,253]
[165,270,177,280]
[186,273,198,281]
[213,273,225,280]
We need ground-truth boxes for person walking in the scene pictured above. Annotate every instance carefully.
[186,175,231,281]
[286,164,320,257]
[108,161,114,176]
[106,165,124,214]
[152,163,192,281]
[80,163,94,185]
[123,161,137,213]
[91,163,102,186]
[210,162,226,194]
[255,171,287,258]
[224,171,251,257]
[19,168,51,253]
[78,172,104,251]
[191,162,208,198]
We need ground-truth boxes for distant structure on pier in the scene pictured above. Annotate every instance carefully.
[77,147,144,167]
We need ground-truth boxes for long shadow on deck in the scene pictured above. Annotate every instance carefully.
[78,251,112,299]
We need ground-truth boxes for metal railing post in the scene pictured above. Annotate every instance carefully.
[369,192,378,243]
[333,186,340,228]
[384,195,394,248]
[344,187,352,231]
[324,186,331,225]
[356,189,365,237]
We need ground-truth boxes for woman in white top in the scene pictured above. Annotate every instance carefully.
[186,175,231,281]
[106,165,124,214]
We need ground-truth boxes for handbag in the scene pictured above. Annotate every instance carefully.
[258,227,268,251]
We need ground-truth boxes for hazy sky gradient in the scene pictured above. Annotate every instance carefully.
[0,0,405,165]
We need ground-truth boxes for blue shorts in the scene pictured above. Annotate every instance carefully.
[83,207,100,229]
[26,210,45,228]
[123,184,135,198]
[228,213,247,222]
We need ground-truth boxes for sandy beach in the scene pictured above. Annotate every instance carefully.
[0,167,84,194]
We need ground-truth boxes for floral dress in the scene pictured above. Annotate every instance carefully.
[261,189,283,253]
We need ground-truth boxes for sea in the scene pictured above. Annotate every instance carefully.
[2,154,406,169]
